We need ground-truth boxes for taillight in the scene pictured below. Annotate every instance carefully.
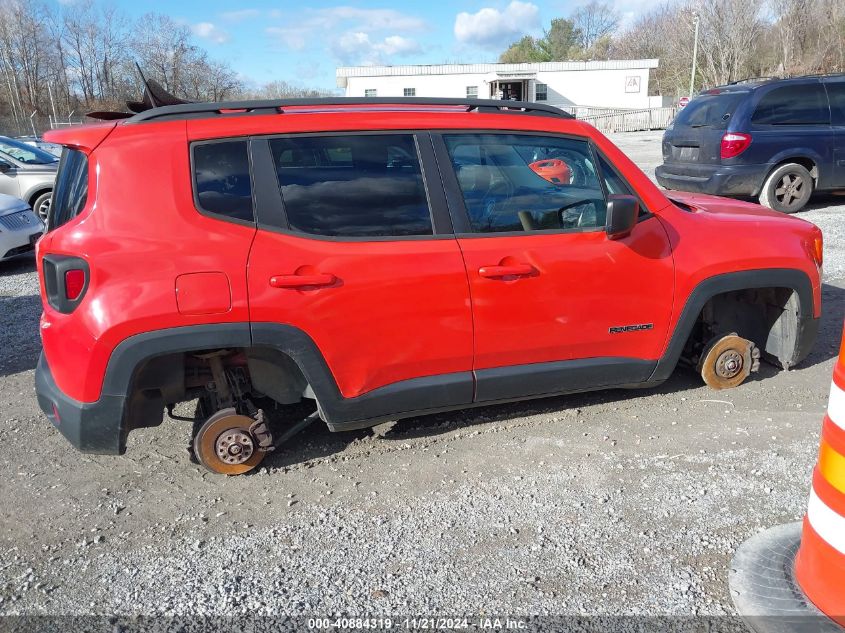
[65,269,85,300]
[42,254,89,313]
[720,132,752,159]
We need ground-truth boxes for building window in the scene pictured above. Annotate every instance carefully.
[403,88,416,97]
[364,89,377,97]
[535,83,548,101]
[466,86,478,98]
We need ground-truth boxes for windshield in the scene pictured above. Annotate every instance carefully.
[674,92,746,129]
[0,137,59,164]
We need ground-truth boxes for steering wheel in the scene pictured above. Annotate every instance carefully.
[557,199,595,229]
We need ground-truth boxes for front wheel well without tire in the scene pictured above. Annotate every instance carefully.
[681,286,803,379]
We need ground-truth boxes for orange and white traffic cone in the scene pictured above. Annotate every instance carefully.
[730,324,845,632]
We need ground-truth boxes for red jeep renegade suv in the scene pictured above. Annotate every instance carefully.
[35,98,822,475]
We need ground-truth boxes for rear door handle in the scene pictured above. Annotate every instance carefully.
[269,273,336,288]
[478,264,535,279]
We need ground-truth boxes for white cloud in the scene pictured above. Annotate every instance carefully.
[220,9,260,23]
[454,1,540,49]
[192,22,230,44]
[265,6,426,65]
[333,32,422,65]
[265,27,309,51]
[315,7,426,32]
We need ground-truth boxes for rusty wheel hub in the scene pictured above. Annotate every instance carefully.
[193,408,265,475]
[715,349,744,379]
[698,334,760,390]
[215,429,255,465]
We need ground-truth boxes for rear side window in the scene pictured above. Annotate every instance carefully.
[49,148,88,231]
[752,84,830,125]
[269,134,432,238]
[673,92,744,129]
[826,82,845,126]
[193,140,254,223]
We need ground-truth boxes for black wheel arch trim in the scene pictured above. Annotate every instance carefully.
[85,267,815,442]
[648,268,817,383]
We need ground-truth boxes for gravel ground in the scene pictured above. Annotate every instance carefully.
[1,131,843,628]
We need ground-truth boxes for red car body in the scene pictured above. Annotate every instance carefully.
[35,100,822,456]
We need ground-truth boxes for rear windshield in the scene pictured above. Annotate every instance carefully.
[673,92,746,129]
[49,149,88,231]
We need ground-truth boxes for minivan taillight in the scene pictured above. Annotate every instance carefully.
[720,132,752,159]
[42,254,89,313]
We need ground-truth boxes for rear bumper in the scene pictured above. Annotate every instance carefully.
[656,162,768,196]
[0,230,41,260]
[35,351,127,454]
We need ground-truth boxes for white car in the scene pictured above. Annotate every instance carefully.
[0,193,43,261]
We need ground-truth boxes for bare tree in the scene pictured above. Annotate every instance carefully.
[695,0,767,86]
[571,1,620,50]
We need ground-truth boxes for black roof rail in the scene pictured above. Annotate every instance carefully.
[125,97,575,123]
[727,76,780,85]
[787,72,845,80]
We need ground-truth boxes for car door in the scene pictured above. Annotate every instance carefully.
[246,132,474,415]
[433,131,674,402]
[824,79,845,187]
[0,152,21,198]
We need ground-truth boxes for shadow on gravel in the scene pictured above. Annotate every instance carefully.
[795,282,844,371]
[802,193,845,212]
[0,294,42,378]
[0,253,36,276]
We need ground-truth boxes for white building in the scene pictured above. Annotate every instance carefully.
[336,59,660,110]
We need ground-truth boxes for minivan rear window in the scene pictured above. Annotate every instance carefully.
[49,148,88,231]
[673,92,745,129]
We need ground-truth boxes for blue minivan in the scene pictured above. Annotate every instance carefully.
[656,75,845,213]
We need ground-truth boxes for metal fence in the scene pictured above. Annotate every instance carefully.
[563,106,678,133]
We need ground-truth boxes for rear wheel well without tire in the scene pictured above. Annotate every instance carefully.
[681,286,802,372]
[124,346,314,432]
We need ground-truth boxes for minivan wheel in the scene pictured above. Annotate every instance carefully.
[759,163,813,213]
[32,191,52,223]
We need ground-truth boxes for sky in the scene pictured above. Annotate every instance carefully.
[47,0,648,92]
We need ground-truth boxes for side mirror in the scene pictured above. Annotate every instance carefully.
[0,160,11,173]
[605,194,639,240]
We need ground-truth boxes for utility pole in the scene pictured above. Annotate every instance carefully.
[689,12,700,99]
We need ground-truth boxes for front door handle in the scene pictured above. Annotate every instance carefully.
[269,273,336,288]
[478,264,535,279]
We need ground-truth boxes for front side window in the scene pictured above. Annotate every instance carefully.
[443,134,606,233]
[49,148,88,230]
[535,83,548,101]
[269,134,433,238]
[752,84,830,126]
[403,88,416,97]
[193,140,254,222]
